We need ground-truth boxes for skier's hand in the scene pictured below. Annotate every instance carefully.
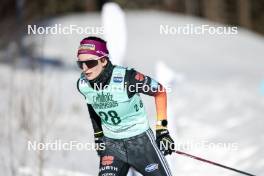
[156,129,175,156]
[94,131,105,156]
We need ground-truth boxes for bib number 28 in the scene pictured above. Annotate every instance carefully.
[98,111,121,125]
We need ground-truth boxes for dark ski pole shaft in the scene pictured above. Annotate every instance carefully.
[175,151,256,176]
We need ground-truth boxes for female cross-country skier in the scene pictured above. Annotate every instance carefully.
[76,36,175,176]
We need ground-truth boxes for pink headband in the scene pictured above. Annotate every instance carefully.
[77,39,109,57]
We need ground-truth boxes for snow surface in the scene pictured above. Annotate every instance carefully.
[1,11,264,176]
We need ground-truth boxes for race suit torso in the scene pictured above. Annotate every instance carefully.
[78,66,149,139]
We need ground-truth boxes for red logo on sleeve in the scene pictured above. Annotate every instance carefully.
[135,72,145,81]
[101,155,114,166]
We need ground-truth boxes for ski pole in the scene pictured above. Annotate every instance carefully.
[174,150,256,176]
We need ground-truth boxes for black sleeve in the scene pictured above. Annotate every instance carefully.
[77,79,103,134]
[87,104,103,134]
[125,69,162,98]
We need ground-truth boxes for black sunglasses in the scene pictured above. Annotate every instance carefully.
[76,60,99,69]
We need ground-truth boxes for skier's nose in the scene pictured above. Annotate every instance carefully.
[82,63,89,71]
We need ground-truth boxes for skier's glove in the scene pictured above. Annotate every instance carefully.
[156,129,175,156]
[94,131,105,156]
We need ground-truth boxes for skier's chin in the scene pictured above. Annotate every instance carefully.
[85,74,94,80]
[85,72,98,80]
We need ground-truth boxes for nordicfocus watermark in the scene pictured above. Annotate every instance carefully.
[79,79,173,93]
[159,140,238,152]
[28,140,105,151]
[160,24,238,35]
[27,24,104,35]
[27,139,238,152]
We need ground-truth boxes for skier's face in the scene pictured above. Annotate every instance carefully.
[78,54,108,80]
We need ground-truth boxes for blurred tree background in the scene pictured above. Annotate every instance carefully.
[0,0,264,48]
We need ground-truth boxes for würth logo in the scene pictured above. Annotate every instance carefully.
[101,155,114,166]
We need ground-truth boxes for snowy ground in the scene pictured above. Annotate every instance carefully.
[1,11,264,176]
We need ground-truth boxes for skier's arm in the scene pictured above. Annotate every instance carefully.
[125,69,174,155]
[87,104,103,136]
[77,79,103,136]
[125,69,168,128]
[154,86,168,130]
[87,104,104,156]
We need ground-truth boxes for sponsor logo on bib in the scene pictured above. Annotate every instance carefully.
[113,76,123,83]
[92,92,118,109]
